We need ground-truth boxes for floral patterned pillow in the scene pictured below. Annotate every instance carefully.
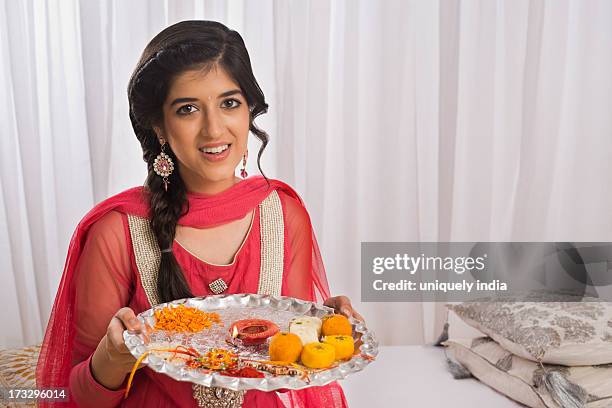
[448,300,612,365]
[444,337,612,408]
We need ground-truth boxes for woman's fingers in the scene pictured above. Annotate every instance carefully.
[106,308,149,372]
[116,307,149,339]
[353,332,364,352]
[334,296,352,317]
[324,295,349,314]
[116,307,141,331]
[324,296,366,323]
[107,316,130,354]
[351,309,366,323]
[324,295,346,310]
[341,304,366,323]
[339,304,352,318]
[108,307,145,353]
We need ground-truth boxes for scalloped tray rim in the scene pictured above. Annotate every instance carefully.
[123,294,378,391]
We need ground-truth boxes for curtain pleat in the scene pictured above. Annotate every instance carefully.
[0,0,611,348]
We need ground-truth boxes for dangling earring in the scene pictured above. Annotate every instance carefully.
[240,151,248,179]
[153,140,174,191]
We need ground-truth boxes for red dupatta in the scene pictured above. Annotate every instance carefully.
[36,176,333,406]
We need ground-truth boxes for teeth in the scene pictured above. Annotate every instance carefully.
[201,144,229,154]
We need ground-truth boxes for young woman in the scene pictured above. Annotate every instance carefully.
[36,20,361,407]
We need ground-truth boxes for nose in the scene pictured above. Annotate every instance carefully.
[202,107,225,139]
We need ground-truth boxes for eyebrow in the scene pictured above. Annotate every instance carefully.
[169,89,243,106]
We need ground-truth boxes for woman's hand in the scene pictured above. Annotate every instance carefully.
[90,307,148,390]
[324,295,365,322]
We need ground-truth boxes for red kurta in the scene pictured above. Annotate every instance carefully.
[38,177,348,407]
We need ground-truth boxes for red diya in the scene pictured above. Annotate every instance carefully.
[229,319,279,346]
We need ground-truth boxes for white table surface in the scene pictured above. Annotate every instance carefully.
[342,345,523,408]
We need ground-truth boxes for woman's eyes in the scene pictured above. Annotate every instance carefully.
[221,98,242,109]
[176,104,198,115]
[175,99,242,115]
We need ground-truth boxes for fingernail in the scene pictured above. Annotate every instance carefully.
[341,307,351,316]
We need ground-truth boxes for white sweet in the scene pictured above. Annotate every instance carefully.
[289,325,319,345]
[290,316,322,333]
[289,316,323,345]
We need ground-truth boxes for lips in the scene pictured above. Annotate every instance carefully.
[199,143,232,162]
[200,142,231,148]
[200,144,229,154]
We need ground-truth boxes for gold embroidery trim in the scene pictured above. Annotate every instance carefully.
[257,190,285,296]
[127,214,160,306]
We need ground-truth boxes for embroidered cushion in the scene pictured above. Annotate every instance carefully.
[447,299,612,365]
[444,337,612,408]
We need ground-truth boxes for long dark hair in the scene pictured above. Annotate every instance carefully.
[127,20,269,303]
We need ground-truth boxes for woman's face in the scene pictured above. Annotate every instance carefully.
[155,64,250,192]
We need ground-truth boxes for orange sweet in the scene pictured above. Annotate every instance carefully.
[323,335,355,360]
[321,315,352,336]
[300,342,336,369]
[268,332,303,363]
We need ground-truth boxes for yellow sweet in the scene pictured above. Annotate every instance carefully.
[321,315,352,336]
[300,342,336,369]
[323,335,355,360]
[268,332,303,363]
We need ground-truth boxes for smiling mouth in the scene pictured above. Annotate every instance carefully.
[199,143,231,155]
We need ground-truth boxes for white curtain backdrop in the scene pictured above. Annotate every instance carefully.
[1,0,611,349]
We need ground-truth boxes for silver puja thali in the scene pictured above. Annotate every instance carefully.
[123,293,378,391]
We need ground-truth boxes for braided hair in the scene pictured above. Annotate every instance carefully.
[127,20,269,303]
